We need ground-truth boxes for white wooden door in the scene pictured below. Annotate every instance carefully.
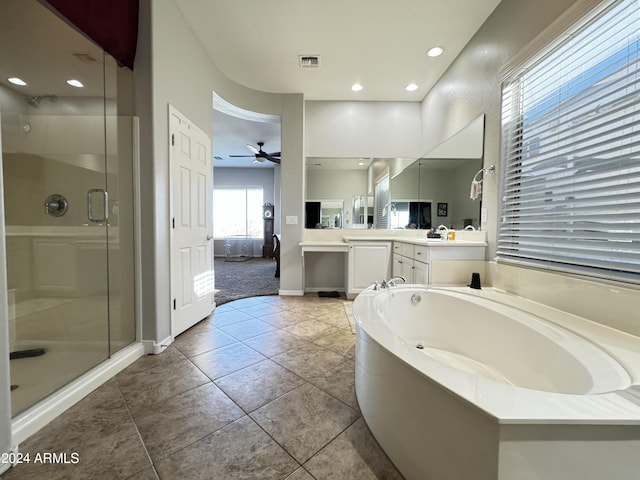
[170,105,213,337]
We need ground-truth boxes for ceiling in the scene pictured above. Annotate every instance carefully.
[0,0,502,169]
[177,0,502,169]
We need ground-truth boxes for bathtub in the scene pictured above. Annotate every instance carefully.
[353,285,640,480]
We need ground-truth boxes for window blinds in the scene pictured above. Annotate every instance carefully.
[499,0,640,282]
[374,175,390,229]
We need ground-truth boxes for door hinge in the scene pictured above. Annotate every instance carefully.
[171,133,175,146]
[173,298,176,310]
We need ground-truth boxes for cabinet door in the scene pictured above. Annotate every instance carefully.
[413,261,429,284]
[392,253,404,278]
[348,242,392,295]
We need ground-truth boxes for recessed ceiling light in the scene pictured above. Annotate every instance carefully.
[66,79,84,88]
[8,77,27,86]
[351,83,364,92]
[427,46,444,58]
[406,83,419,91]
[358,162,365,166]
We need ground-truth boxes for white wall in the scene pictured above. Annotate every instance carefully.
[305,101,422,158]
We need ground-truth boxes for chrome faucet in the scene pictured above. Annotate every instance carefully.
[436,225,449,237]
[372,276,406,290]
[384,276,406,288]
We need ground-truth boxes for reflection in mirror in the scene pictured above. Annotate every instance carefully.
[305,200,344,228]
[390,158,483,230]
[352,195,373,228]
[304,114,485,229]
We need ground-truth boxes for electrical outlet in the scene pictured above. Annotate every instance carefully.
[285,216,298,225]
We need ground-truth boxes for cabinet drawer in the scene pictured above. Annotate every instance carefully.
[413,245,429,262]
[400,242,415,257]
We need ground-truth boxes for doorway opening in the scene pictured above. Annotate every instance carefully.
[211,93,281,305]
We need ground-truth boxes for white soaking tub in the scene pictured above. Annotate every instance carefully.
[353,285,640,480]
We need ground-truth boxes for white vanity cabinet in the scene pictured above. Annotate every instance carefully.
[392,240,486,285]
[346,241,392,299]
[392,242,429,284]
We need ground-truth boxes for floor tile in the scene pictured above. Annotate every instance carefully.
[215,359,305,413]
[271,343,347,380]
[133,383,244,460]
[7,295,401,480]
[5,404,151,480]
[218,317,278,341]
[284,319,340,341]
[125,468,160,480]
[154,416,299,480]
[210,309,256,327]
[235,302,284,318]
[313,329,356,357]
[258,310,309,329]
[285,467,316,480]
[251,383,359,463]
[173,326,237,357]
[116,358,210,414]
[242,329,314,358]
[308,358,359,411]
[304,418,404,480]
[190,342,266,380]
[117,345,187,377]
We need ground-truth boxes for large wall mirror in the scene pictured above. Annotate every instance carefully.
[305,114,485,229]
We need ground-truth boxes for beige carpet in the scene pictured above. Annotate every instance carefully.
[214,257,280,305]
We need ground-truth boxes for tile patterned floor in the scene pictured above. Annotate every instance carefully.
[2,295,404,480]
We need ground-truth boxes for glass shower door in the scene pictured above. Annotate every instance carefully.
[2,108,112,416]
[0,0,115,416]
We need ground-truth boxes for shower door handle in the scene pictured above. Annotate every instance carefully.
[87,189,109,223]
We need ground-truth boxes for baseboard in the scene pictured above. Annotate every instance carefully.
[142,335,172,355]
[279,289,304,296]
[12,342,145,445]
[304,287,346,293]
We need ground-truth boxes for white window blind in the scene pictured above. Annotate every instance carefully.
[374,175,390,229]
[499,0,640,283]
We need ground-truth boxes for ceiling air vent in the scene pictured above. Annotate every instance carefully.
[299,55,321,68]
[72,52,99,63]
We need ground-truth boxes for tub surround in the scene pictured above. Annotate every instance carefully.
[354,285,640,480]
[488,261,640,338]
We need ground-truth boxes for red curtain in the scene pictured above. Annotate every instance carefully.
[41,0,139,69]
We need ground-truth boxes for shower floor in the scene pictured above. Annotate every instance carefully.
[8,295,130,416]
[10,346,108,416]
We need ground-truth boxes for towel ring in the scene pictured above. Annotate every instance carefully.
[472,164,495,183]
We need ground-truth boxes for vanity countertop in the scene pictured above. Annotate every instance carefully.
[341,236,487,247]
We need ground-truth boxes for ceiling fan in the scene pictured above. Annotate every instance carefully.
[230,141,281,164]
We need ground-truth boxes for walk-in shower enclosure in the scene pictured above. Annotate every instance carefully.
[0,0,136,421]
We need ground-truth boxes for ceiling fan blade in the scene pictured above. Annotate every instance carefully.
[246,144,260,154]
[267,151,281,157]
[229,154,254,157]
[265,155,281,164]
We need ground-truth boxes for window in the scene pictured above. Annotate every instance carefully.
[213,187,263,238]
[499,0,640,284]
